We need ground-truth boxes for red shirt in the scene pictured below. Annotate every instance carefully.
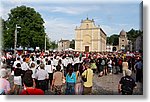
[20,88,44,95]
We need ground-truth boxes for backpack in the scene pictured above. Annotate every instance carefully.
[101,59,105,65]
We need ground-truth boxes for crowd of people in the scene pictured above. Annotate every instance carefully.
[0,50,143,95]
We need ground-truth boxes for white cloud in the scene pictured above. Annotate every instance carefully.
[101,25,118,36]
[101,23,139,37]
[35,6,99,15]
[48,7,90,15]
[44,18,78,41]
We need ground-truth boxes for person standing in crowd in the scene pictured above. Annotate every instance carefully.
[21,58,30,84]
[75,67,83,95]
[134,59,143,83]
[113,56,119,74]
[118,57,123,73]
[13,57,21,69]
[25,55,30,64]
[82,63,93,95]
[35,63,49,92]
[45,60,56,90]
[9,55,16,72]
[0,68,11,95]
[51,65,65,95]
[131,56,135,73]
[96,57,101,75]
[122,58,129,76]
[118,69,136,95]
[107,58,113,74]
[99,57,105,76]
[128,58,132,70]
[12,63,22,94]
[30,63,36,80]
[20,76,44,95]
[103,57,108,76]
[62,56,68,77]
[29,55,36,67]
[90,59,97,74]
[58,59,64,72]
[65,66,76,95]
[0,64,10,78]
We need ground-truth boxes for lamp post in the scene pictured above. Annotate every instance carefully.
[14,24,21,56]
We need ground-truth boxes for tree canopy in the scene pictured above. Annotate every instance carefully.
[127,28,143,43]
[70,39,75,49]
[2,5,50,50]
[107,34,119,46]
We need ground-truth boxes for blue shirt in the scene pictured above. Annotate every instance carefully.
[135,61,143,69]
[66,72,76,83]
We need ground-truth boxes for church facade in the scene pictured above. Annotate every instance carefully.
[75,18,107,52]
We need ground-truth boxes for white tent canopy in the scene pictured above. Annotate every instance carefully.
[65,48,74,51]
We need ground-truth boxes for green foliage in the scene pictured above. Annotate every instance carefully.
[127,28,143,43]
[107,34,119,46]
[2,5,50,49]
[70,39,75,49]
[50,41,58,50]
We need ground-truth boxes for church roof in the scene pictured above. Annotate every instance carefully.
[120,29,126,36]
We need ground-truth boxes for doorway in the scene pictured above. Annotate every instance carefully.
[85,46,89,52]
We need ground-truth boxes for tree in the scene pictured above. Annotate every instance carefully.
[127,28,142,43]
[2,5,50,49]
[50,41,58,50]
[107,34,119,46]
[127,28,143,52]
[70,39,75,49]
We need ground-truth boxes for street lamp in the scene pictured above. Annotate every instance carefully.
[14,24,21,56]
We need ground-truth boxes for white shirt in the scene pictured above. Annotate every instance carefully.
[59,64,64,71]
[21,62,30,71]
[29,61,36,67]
[53,59,58,66]
[62,58,68,67]
[68,57,73,64]
[35,69,49,80]
[45,65,56,73]
[30,67,36,79]
[13,60,21,68]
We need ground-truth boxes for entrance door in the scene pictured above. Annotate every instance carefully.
[85,46,89,52]
[112,47,117,51]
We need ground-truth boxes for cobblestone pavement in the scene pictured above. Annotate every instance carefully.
[8,68,143,95]
[92,73,143,95]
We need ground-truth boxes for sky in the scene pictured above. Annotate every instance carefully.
[0,0,142,41]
